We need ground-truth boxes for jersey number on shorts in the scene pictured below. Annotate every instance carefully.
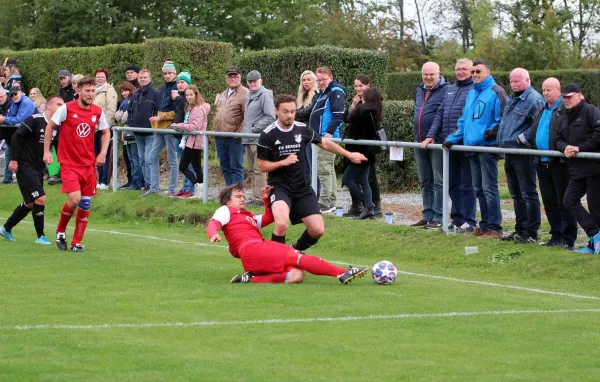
[31,191,39,198]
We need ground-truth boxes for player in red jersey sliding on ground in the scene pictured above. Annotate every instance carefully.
[43,77,110,252]
[207,183,368,284]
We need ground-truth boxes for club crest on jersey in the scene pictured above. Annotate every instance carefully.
[76,123,91,138]
[294,134,302,144]
[92,115,97,123]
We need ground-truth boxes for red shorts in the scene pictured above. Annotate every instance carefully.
[60,165,97,196]
[239,241,299,274]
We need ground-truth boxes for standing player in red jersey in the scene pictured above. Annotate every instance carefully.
[206,183,368,284]
[43,77,110,252]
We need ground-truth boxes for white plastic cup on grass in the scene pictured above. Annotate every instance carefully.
[465,246,478,256]
[336,207,343,217]
[385,212,393,224]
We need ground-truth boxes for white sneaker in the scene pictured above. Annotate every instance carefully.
[98,184,108,190]
[192,183,203,199]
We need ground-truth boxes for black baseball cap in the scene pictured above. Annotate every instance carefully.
[9,86,21,95]
[561,83,581,97]
[226,66,241,75]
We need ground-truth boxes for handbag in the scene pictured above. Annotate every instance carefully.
[369,113,387,154]
[122,130,136,142]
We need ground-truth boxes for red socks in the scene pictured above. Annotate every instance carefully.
[251,273,288,283]
[297,254,347,277]
[57,203,75,233]
[72,209,90,246]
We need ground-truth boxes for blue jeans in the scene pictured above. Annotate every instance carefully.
[305,143,321,197]
[469,153,502,232]
[148,133,179,194]
[3,142,11,181]
[126,143,143,189]
[176,141,195,193]
[505,154,541,238]
[342,162,373,208]
[215,137,245,186]
[414,148,443,223]
[135,135,155,188]
[449,152,476,227]
[94,130,113,185]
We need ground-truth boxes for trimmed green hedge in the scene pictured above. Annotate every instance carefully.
[236,45,388,97]
[375,100,418,192]
[0,38,233,100]
[387,69,600,105]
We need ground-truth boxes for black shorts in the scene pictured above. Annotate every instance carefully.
[269,185,320,225]
[16,165,45,204]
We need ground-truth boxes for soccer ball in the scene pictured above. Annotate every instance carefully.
[372,260,397,285]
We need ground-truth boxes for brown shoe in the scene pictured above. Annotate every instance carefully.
[478,230,503,239]
[467,227,486,236]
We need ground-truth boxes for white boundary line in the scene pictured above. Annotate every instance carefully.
[4,218,600,301]
[2,309,600,331]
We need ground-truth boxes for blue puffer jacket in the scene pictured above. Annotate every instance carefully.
[497,86,544,148]
[158,80,178,112]
[446,76,508,147]
[413,77,449,142]
[426,78,473,143]
[308,80,346,138]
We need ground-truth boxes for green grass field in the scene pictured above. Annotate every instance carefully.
[1,185,600,381]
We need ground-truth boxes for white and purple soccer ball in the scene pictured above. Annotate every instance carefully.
[372,260,397,285]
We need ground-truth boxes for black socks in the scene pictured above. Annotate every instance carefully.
[4,203,31,232]
[292,230,319,251]
[271,233,286,244]
[32,204,45,237]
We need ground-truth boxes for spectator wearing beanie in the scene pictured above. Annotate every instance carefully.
[147,60,179,197]
[172,69,196,197]
[125,64,141,89]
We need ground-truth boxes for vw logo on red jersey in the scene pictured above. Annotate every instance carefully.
[76,123,91,138]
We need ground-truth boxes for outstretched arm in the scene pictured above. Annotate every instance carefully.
[317,138,367,164]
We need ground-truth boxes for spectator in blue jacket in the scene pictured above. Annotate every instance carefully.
[423,58,476,233]
[411,62,448,229]
[309,67,346,213]
[146,60,179,197]
[497,68,544,243]
[127,69,160,194]
[530,78,577,249]
[443,60,508,239]
[0,85,36,184]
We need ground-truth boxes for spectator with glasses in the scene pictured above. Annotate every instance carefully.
[443,60,508,239]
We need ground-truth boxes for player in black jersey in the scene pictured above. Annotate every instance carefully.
[257,94,366,250]
[0,96,64,244]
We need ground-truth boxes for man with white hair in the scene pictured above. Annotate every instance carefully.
[497,68,544,243]
[411,61,448,229]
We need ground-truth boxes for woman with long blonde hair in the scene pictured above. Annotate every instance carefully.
[29,88,47,112]
[296,70,317,109]
[172,85,210,198]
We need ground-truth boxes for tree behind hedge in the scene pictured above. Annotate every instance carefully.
[0,38,233,101]
[236,45,388,98]
[387,69,600,105]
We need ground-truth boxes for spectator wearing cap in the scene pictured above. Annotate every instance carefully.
[242,70,275,203]
[0,86,35,184]
[146,60,179,197]
[93,68,119,190]
[530,78,577,250]
[496,68,544,244]
[125,64,141,89]
[58,70,77,102]
[555,83,600,254]
[172,69,196,197]
[213,66,249,186]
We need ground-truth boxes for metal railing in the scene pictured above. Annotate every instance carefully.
[110,126,600,234]
[4,123,600,234]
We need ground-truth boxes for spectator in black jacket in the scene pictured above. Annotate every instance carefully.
[555,83,600,254]
[127,69,160,193]
[342,87,382,220]
[125,64,140,89]
[530,78,577,249]
[58,70,77,103]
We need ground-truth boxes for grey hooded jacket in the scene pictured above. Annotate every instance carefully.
[242,86,276,144]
